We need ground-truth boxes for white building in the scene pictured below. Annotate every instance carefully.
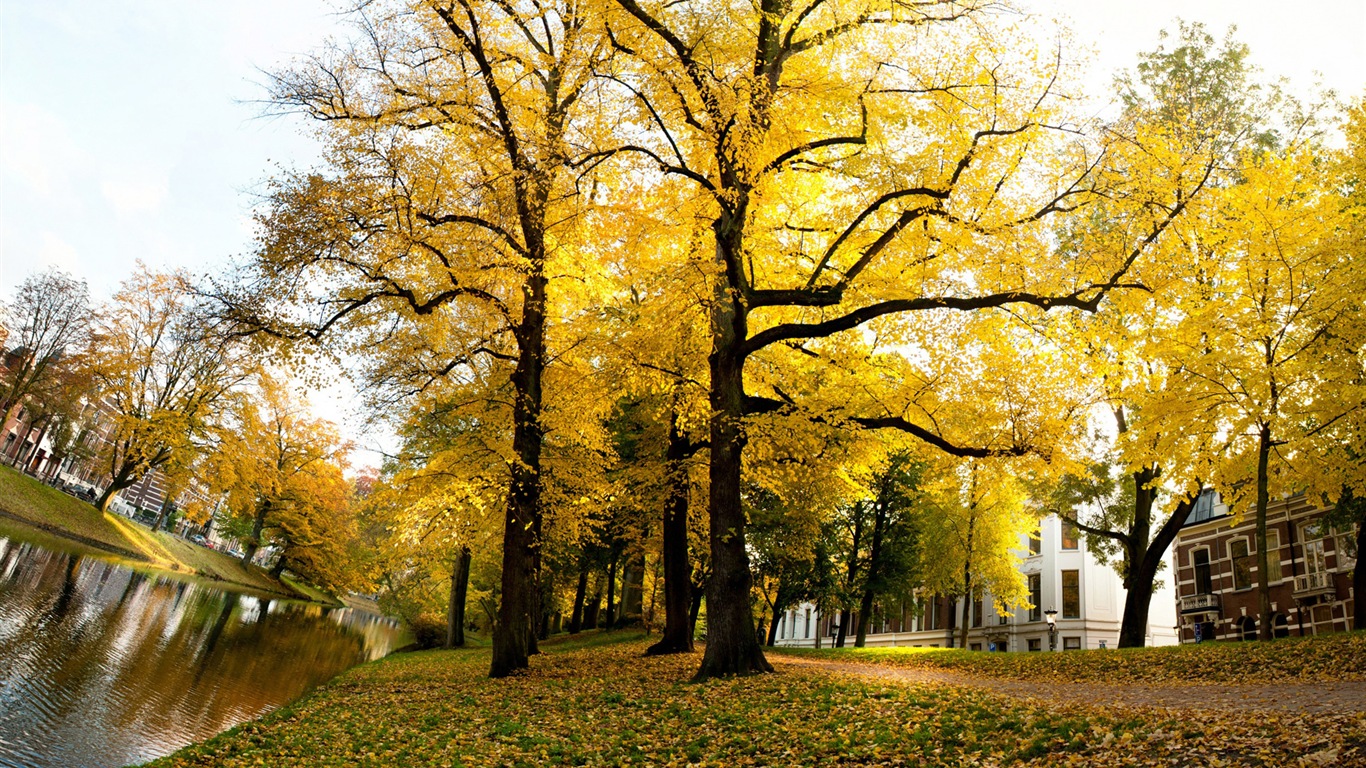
[773,513,1179,651]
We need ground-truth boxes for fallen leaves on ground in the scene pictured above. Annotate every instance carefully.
[774,631,1366,684]
[144,633,1366,767]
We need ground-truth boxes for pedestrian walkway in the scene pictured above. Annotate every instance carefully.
[775,655,1366,714]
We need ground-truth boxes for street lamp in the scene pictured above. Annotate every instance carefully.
[1044,609,1058,651]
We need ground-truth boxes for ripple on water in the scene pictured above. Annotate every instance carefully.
[0,538,403,768]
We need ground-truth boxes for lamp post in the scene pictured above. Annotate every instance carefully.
[1044,609,1058,651]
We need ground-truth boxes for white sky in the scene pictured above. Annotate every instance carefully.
[1,0,1363,457]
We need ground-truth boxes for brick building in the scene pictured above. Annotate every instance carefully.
[1172,490,1357,642]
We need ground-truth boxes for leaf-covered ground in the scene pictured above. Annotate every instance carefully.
[772,631,1366,684]
[144,633,1364,767]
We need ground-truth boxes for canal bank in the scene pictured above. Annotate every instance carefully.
[0,537,406,768]
[0,465,327,603]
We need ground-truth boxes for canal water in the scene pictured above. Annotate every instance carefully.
[0,536,405,768]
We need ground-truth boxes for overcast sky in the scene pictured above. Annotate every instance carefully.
[1,0,1363,456]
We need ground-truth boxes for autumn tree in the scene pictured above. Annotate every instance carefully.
[604,0,1221,678]
[0,269,91,441]
[1039,23,1277,648]
[1169,120,1363,640]
[220,0,618,676]
[88,267,249,513]
[917,459,1031,649]
[205,374,354,589]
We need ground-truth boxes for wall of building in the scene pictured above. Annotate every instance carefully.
[1173,492,1357,643]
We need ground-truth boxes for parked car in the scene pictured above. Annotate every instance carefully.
[189,534,209,547]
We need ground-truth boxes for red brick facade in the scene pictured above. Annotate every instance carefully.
[1172,492,1356,643]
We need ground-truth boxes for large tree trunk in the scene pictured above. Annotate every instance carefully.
[648,413,695,654]
[958,514,976,650]
[537,568,556,641]
[621,550,645,624]
[856,498,888,648]
[270,554,288,579]
[447,546,471,648]
[241,500,270,566]
[95,463,139,513]
[688,571,706,640]
[1118,489,1196,648]
[569,559,589,634]
[1255,423,1274,641]
[605,554,618,628]
[765,584,789,647]
[693,271,771,679]
[489,261,548,678]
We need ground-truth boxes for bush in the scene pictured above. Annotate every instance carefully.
[408,613,447,650]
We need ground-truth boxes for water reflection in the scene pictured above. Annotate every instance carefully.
[0,537,403,768]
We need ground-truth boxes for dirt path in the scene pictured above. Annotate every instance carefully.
[774,655,1366,713]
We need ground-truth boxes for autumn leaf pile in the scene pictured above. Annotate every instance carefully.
[146,634,1364,767]
[776,631,1366,684]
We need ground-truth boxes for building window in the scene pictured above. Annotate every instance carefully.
[972,598,983,628]
[1064,637,1081,651]
[970,643,982,651]
[1061,570,1080,618]
[1028,574,1041,621]
[1061,519,1079,550]
[1302,523,1328,576]
[1237,615,1256,641]
[1231,538,1254,591]
[930,597,941,630]
[1193,548,1213,594]
[1334,525,1359,570]
[804,608,811,638]
[1029,528,1041,556]
[1028,638,1042,651]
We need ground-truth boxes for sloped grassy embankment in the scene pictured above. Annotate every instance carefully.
[146,632,1364,767]
[0,465,315,599]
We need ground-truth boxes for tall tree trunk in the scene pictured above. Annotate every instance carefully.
[1118,490,1196,647]
[584,579,602,630]
[621,550,645,624]
[489,259,548,678]
[837,505,865,649]
[694,265,771,678]
[538,569,555,641]
[958,514,976,650]
[688,572,706,640]
[241,500,270,566]
[856,498,888,648]
[605,555,618,628]
[1255,423,1274,641]
[447,546,471,648]
[270,554,287,579]
[569,560,589,634]
[649,412,695,655]
[765,583,790,647]
[95,464,138,513]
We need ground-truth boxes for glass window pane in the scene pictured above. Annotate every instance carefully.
[1062,570,1080,618]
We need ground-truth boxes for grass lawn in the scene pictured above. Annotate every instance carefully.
[771,631,1366,684]
[0,465,314,599]
[145,633,1364,767]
